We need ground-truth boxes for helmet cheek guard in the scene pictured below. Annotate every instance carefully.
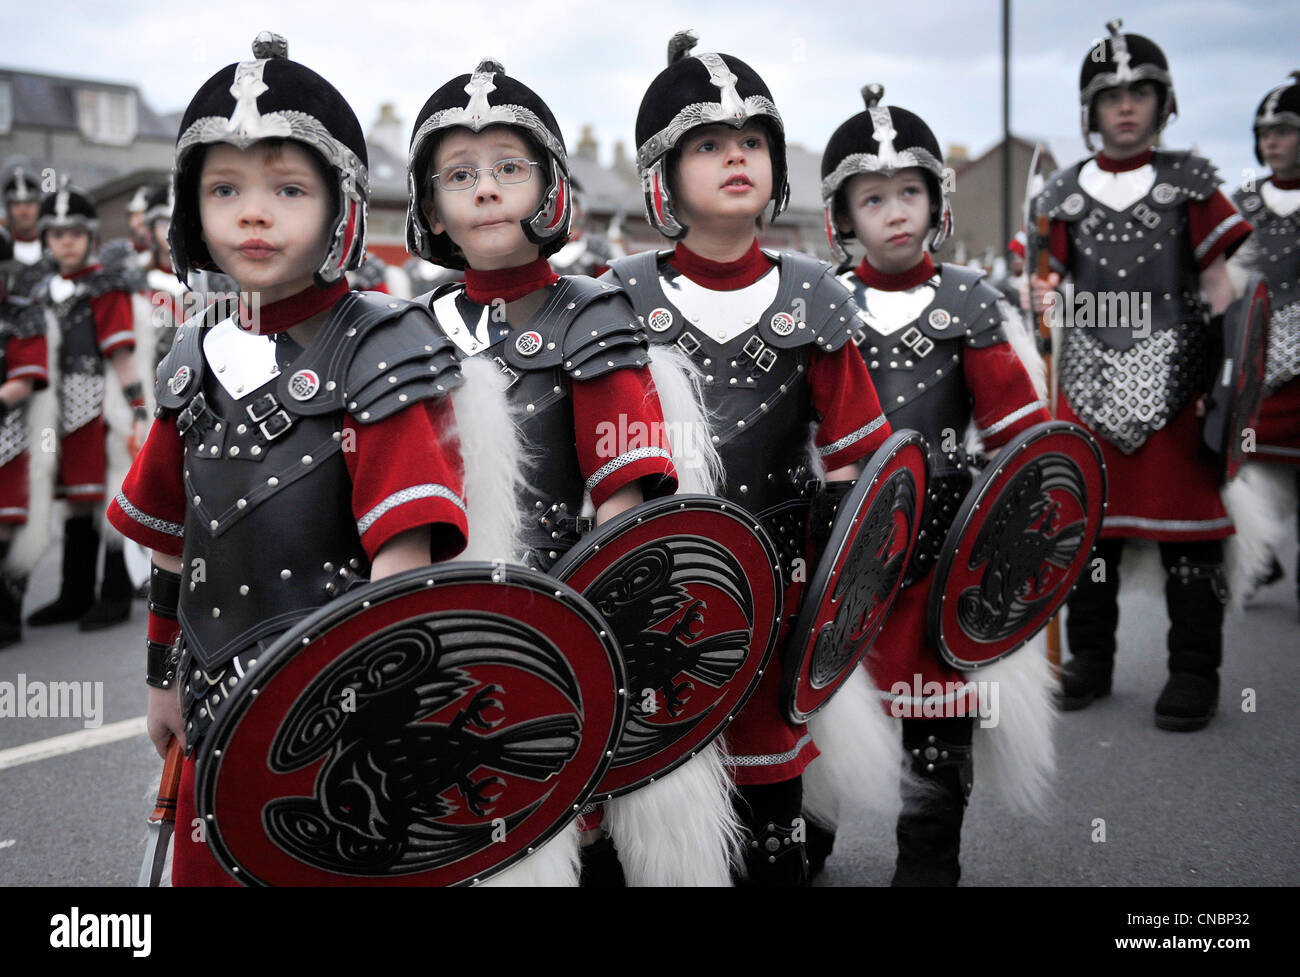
[524,155,572,255]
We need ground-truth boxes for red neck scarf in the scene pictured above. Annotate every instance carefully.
[1095,148,1155,173]
[463,257,559,305]
[853,254,936,292]
[64,263,101,282]
[668,240,774,291]
[11,230,38,244]
[1271,175,1300,191]
[238,280,347,335]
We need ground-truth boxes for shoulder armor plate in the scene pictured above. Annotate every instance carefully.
[925,264,1007,348]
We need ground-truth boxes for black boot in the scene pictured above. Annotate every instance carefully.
[734,779,810,886]
[1155,543,1225,732]
[26,516,99,626]
[578,835,626,888]
[0,539,25,650]
[78,544,133,631]
[805,816,836,880]
[891,717,973,887]
[1059,538,1124,710]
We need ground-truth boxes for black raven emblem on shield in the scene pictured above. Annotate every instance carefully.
[261,614,583,876]
[585,538,753,767]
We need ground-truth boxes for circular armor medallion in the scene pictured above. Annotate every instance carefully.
[1152,183,1177,205]
[168,365,192,396]
[928,309,952,331]
[647,308,674,333]
[770,312,797,336]
[515,331,543,356]
[1242,194,1262,212]
[1061,193,1085,216]
[288,369,320,401]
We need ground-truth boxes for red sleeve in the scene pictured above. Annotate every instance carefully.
[5,335,49,389]
[964,342,1051,449]
[1188,190,1252,269]
[343,398,468,563]
[808,343,892,472]
[107,417,187,555]
[1046,220,1071,272]
[571,365,678,509]
[90,290,136,356]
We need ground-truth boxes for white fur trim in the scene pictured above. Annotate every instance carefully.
[449,357,530,564]
[603,741,742,886]
[971,637,1057,816]
[1223,463,1297,610]
[996,298,1049,402]
[646,344,723,496]
[802,666,903,828]
[477,819,580,887]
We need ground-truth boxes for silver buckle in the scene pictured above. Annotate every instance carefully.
[677,330,701,356]
[755,348,777,372]
[258,409,293,441]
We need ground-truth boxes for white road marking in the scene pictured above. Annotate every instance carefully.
[0,716,148,772]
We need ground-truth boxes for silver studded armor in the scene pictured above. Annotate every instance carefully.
[843,264,1009,583]
[151,292,463,745]
[1233,184,1300,391]
[1036,151,1225,452]
[606,250,865,586]
[0,297,43,467]
[420,276,653,572]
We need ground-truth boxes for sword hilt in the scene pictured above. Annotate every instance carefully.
[149,738,184,825]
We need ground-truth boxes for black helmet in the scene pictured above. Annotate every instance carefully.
[634,30,788,239]
[820,84,951,264]
[38,179,98,244]
[405,59,571,269]
[169,32,369,287]
[1252,72,1300,166]
[3,165,42,205]
[1078,19,1176,150]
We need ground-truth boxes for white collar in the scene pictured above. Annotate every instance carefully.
[658,265,780,344]
[203,315,281,400]
[1079,158,1156,212]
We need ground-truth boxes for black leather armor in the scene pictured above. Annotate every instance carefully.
[843,264,1010,583]
[605,249,868,584]
[1233,183,1300,390]
[420,275,654,571]
[152,291,463,743]
[1036,151,1226,452]
[0,296,43,467]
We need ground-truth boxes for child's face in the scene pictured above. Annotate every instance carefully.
[198,141,332,303]
[422,126,544,270]
[670,120,773,235]
[7,201,39,238]
[1259,123,1300,176]
[1094,82,1160,156]
[840,168,931,275]
[48,227,92,275]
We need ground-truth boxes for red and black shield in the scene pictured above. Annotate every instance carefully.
[928,421,1107,669]
[551,495,782,798]
[194,563,625,886]
[1202,274,1270,483]
[781,430,928,723]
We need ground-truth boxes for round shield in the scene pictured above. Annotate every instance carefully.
[194,562,626,886]
[1202,273,1270,483]
[781,430,928,724]
[928,421,1107,669]
[551,495,782,799]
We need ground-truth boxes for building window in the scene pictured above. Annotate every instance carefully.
[0,79,12,135]
[77,87,137,145]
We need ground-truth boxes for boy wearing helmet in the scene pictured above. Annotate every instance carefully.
[107,33,468,885]
[818,86,1052,885]
[1227,73,1300,613]
[1030,21,1251,731]
[604,31,894,885]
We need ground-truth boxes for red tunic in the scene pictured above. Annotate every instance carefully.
[1253,376,1300,465]
[0,332,47,522]
[1046,166,1249,541]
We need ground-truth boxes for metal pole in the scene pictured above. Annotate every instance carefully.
[1001,0,1012,264]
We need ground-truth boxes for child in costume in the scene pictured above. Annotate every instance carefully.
[408,59,755,888]
[27,183,148,631]
[1032,21,1251,731]
[604,31,894,885]
[1226,72,1300,615]
[0,228,51,647]
[108,32,468,885]
[815,85,1052,885]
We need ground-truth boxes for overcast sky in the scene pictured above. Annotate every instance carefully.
[4,0,1297,188]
